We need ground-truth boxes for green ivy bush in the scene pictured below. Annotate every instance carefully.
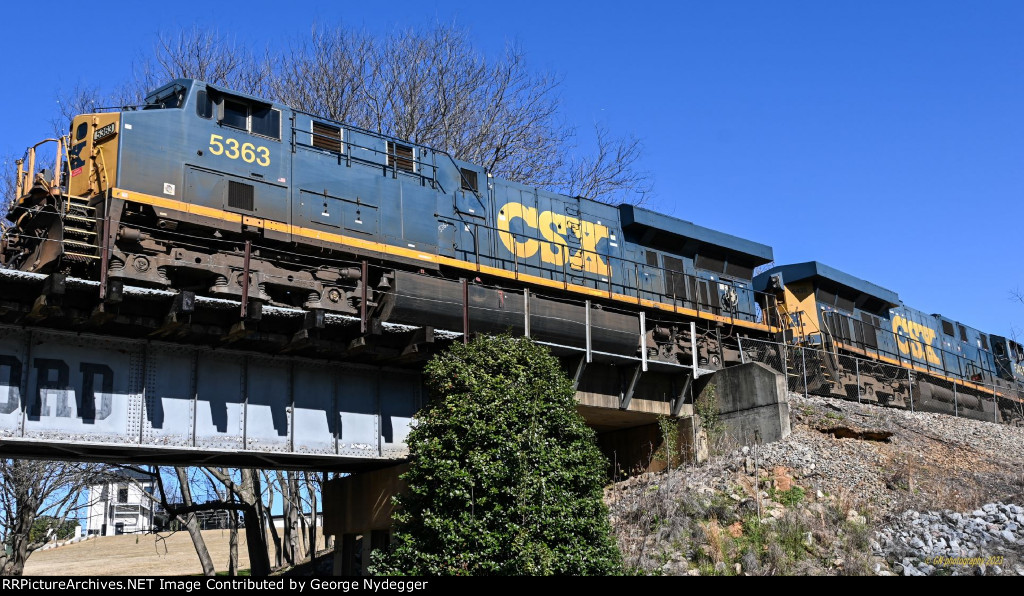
[371,334,622,576]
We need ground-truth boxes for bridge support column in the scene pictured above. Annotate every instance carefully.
[596,414,708,476]
[323,463,408,576]
[694,361,790,446]
[596,362,789,476]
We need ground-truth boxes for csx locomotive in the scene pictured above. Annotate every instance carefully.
[3,79,1022,421]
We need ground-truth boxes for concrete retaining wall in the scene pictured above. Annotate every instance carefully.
[697,361,791,445]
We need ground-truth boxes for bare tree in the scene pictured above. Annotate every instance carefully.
[109,465,218,575]
[260,471,284,567]
[269,471,297,566]
[0,460,110,576]
[124,26,266,104]
[197,467,272,576]
[273,25,577,195]
[227,493,239,576]
[303,471,323,560]
[563,122,652,205]
[170,467,217,576]
[1,154,17,231]
[268,26,374,123]
[127,23,650,205]
[51,83,105,137]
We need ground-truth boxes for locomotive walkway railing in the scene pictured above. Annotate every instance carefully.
[445,217,781,333]
[736,336,1024,424]
[801,315,1008,399]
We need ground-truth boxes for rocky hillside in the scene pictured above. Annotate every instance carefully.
[606,393,1024,575]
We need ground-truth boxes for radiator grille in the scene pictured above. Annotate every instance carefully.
[387,141,415,172]
[313,121,342,152]
[725,261,753,280]
[695,254,724,274]
[228,181,255,211]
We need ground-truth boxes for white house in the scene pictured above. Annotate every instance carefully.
[85,469,157,536]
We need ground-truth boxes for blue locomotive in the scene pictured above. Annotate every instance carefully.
[2,79,775,369]
[3,79,1022,420]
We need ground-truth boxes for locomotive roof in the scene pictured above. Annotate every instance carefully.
[618,205,774,265]
[173,79,280,106]
[753,261,900,307]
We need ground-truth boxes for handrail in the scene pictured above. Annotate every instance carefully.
[290,111,486,202]
[16,137,66,205]
[806,307,1010,389]
[286,112,776,328]
[447,216,775,329]
[294,125,447,193]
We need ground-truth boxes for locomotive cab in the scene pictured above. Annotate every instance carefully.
[991,336,1024,384]
[752,261,899,350]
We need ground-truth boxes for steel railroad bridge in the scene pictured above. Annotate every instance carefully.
[0,269,706,470]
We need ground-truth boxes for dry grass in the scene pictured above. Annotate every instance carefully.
[24,529,327,576]
[701,518,724,564]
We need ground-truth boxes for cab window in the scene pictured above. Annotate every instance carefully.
[199,88,281,141]
[222,99,248,130]
[144,85,187,110]
[251,106,280,138]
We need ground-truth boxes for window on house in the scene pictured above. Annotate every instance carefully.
[312,121,342,152]
[117,488,128,504]
[387,141,415,172]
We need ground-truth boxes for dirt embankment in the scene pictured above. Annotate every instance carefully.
[607,393,1024,575]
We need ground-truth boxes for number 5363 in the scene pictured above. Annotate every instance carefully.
[208,134,271,166]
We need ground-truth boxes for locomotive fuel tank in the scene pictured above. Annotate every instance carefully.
[378,270,642,355]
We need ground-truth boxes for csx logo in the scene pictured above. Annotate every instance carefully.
[496,202,611,277]
[891,315,941,365]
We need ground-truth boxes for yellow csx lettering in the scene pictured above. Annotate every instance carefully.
[208,134,271,166]
[892,314,941,365]
[496,202,611,277]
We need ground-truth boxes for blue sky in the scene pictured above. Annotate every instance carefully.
[2,1,1021,337]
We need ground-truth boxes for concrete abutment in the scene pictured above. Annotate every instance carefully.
[322,363,789,575]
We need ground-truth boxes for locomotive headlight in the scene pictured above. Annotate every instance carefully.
[94,123,117,142]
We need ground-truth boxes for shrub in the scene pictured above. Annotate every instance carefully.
[370,334,623,576]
